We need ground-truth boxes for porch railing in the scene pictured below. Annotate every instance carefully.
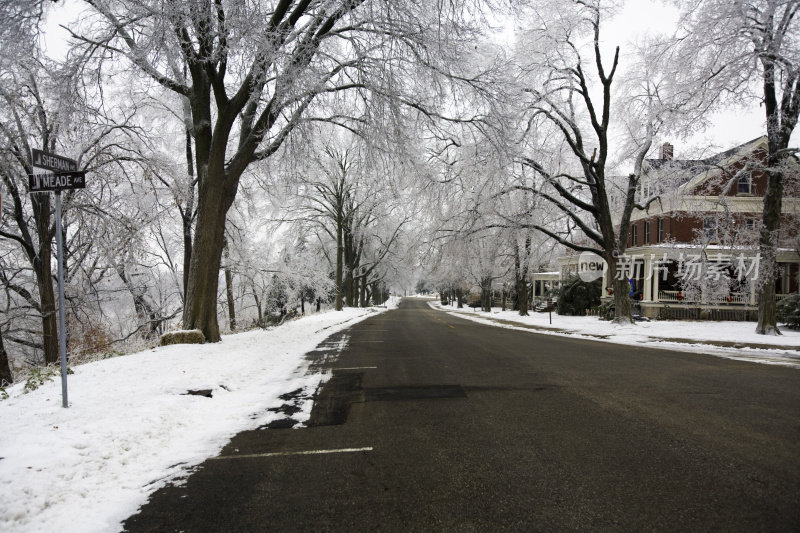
[657,290,794,304]
[658,290,691,303]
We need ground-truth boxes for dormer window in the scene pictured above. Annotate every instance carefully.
[737,171,752,195]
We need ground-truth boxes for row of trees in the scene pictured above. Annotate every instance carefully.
[1,0,797,385]
[422,0,798,333]
[1,0,485,383]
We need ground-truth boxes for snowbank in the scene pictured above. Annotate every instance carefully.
[431,301,800,368]
[0,300,397,533]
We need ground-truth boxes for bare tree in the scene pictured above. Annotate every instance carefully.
[0,323,11,386]
[672,0,800,334]
[71,0,487,341]
[510,1,662,323]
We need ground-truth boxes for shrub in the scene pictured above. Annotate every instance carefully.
[776,294,800,330]
[557,276,601,316]
[596,300,614,321]
[657,305,673,320]
[23,365,73,394]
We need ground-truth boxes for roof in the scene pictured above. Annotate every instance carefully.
[643,136,767,186]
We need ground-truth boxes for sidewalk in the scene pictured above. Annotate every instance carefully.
[430,301,800,368]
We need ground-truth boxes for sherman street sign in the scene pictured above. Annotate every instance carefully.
[28,171,86,192]
[31,148,78,173]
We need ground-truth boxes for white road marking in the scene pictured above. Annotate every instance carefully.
[334,366,378,371]
[213,447,373,460]
[347,340,384,343]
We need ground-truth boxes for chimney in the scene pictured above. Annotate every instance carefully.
[660,142,674,160]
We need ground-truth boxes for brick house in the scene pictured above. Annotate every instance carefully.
[600,136,800,319]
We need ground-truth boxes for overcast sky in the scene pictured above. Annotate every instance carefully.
[606,1,778,157]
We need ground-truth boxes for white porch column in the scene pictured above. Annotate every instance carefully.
[601,267,608,296]
[782,263,789,294]
[643,255,653,301]
[652,259,661,302]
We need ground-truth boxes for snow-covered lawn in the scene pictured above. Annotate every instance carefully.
[431,301,800,368]
[0,301,397,533]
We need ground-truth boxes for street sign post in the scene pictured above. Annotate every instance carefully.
[54,190,69,408]
[28,149,85,408]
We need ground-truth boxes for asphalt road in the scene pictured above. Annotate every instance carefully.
[124,298,800,532]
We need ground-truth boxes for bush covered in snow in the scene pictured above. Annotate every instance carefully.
[557,276,601,316]
[777,294,800,330]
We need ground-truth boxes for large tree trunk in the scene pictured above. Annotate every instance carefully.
[756,55,789,335]
[518,279,529,316]
[182,127,195,303]
[456,287,463,308]
[345,268,355,307]
[0,326,12,386]
[612,277,633,324]
[608,254,634,324]
[252,288,264,327]
[335,216,344,311]
[223,241,236,332]
[37,271,59,365]
[359,275,367,307]
[181,178,231,342]
[481,277,492,312]
[756,169,783,335]
[370,281,381,305]
[33,194,59,365]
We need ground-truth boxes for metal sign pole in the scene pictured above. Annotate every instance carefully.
[28,149,83,408]
[54,191,69,408]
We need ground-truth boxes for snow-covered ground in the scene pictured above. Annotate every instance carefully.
[431,301,800,368]
[0,300,397,533]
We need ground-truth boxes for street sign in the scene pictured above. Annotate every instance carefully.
[26,148,86,409]
[31,149,78,173]
[28,171,86,192]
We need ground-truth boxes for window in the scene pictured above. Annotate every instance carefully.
[645,221,651,244]
[631,224,638,246]
[745,218,756,231]
[737,172,752,195]
[657,218,664,242]
[703,217,718,240]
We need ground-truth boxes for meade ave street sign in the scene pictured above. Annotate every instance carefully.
[28,171,86,192]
